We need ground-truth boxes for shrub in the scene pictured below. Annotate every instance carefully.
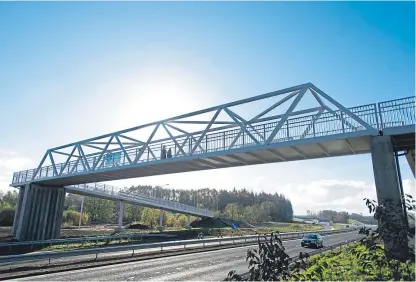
[0,206,15,226]
[62,210,88,226]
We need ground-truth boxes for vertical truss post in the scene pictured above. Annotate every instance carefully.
[286,121,290,140]
[312,116,316,137]
[378,102,384,130]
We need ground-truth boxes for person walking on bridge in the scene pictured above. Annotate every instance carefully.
[167,148,172,158]
[161,145,167,159]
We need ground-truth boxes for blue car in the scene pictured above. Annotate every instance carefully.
[301,234,323,248]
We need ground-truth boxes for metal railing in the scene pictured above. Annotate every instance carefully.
[11,96,415,185]
[0,233,177,254]
[66,183,214,217]
[0,228,358,265]
[0,227,361,256]
[378,96,415,129]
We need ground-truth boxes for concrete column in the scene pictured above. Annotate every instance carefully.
[15,185,29,239]
[370,136,407,255]
[159,210,164,230]
[406,150,415,177]
[14,184,66,241]
[11,187,24,236]
[115,201,124,232]
[186,215,191,229]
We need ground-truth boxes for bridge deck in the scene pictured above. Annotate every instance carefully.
[11,83,415,187]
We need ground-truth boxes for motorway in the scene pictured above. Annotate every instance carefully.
[14,231,362,281]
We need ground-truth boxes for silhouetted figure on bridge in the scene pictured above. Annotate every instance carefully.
[161,145,166,159]
[167,148,172,158]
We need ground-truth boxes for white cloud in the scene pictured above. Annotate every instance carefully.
[0,150,34,192]
[403,179,415,199]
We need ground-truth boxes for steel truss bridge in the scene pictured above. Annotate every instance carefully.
[11,82,415,188]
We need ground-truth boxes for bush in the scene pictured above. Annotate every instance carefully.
[62,210,88,227]
[0,206,15,226]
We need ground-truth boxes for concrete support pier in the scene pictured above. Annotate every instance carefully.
[115,201,125,232]
[370,136,407,255]
[13,184,66,241]
[186,215,191,229]
[159,210,164,230]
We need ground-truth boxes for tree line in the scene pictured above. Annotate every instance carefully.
[0,186,294,227]
[306,208,378,224]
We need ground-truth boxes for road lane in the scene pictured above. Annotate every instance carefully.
[15,231,363,281]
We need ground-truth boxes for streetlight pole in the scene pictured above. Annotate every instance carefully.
[78,196,84,229]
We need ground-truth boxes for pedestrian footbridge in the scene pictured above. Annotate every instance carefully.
[10,82,415,241]
[66,183,213,218]
[11,82,415,187]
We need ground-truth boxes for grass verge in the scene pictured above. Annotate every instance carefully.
[300,242,415,281]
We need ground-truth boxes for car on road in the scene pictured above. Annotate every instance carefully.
[301,234,323,248]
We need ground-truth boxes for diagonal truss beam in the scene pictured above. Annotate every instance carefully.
[59,146,77,175]
[148,147,157,160]
[77,145,91,171]
[309,87,358,131]
[266,87,308,144]
[115,135,132,164]
[309,84,376,131]
[300,108,325,139]
[166,124,205,155]
[190,108,222,154]
[92,136,114,170]
[175,135,190,157]
[228,130,243,149]
[162,123,187,157]
[249,90,300,122]
[134,124,160,163]
[227,108,265,141]
[48,151,58,176]
[33,153,48,180]
[224,108,261,145]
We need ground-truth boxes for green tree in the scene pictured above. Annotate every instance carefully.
[83,196,114,222]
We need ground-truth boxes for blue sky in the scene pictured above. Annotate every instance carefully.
[0,1,414,215]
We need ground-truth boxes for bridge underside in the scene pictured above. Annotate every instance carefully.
[34,134,373,186]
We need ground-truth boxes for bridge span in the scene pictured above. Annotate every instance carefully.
[9,82,415,241]
[11,83,415,186]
